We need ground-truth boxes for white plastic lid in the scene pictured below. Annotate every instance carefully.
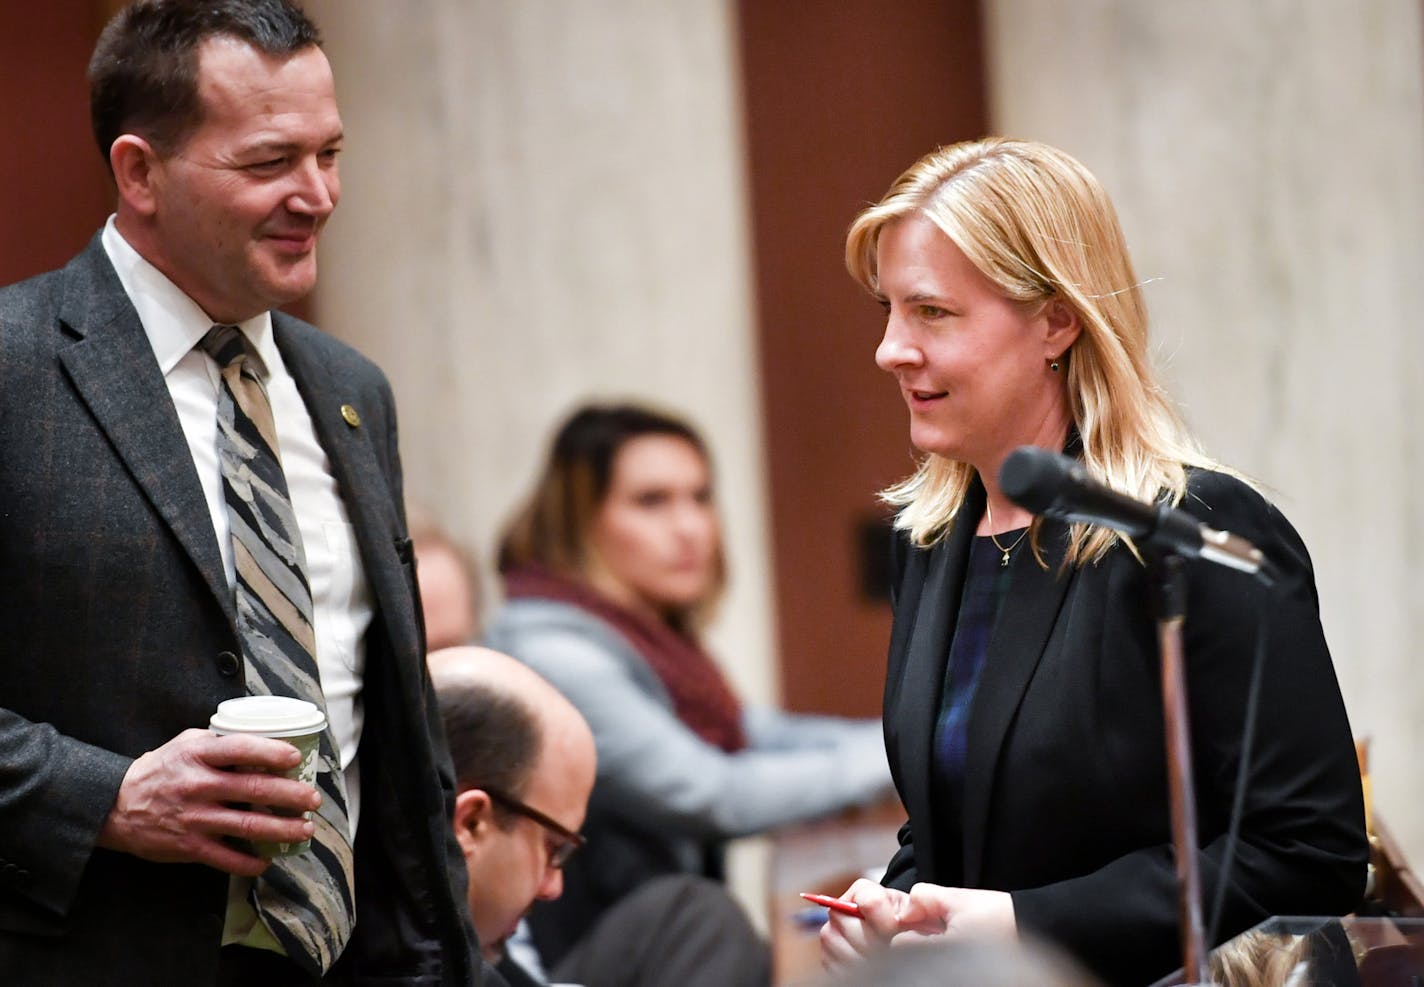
[209,696,326,737]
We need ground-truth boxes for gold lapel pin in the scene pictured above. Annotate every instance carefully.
[340,404,361,428]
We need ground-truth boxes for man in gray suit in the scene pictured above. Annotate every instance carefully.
[0,1,486,983]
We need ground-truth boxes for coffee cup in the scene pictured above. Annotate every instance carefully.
[210,695,326,857]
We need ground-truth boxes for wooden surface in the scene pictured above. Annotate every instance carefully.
[768,798,904,986]
[1368,814,1424,918]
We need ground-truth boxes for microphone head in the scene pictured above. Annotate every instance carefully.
[999,446,1076,515]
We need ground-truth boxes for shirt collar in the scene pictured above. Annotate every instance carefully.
[101,215,277,379]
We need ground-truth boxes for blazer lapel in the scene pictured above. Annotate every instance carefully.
[960,517,1076,885]
[274,322,411,659]
[887,490,980,885]
[55,241,232,619]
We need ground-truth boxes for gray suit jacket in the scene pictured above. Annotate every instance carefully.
[0,234,481,985]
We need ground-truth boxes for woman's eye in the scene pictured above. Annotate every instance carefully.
[919,305,950,319]
[634,492,669,508]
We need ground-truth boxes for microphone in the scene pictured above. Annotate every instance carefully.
[998,446,1278,585]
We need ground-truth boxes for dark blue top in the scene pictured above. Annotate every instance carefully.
[929,529,1022,848]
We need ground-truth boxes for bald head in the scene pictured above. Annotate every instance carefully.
[430,645,572,710]
[432,646,597,960]
[429,646,595,797]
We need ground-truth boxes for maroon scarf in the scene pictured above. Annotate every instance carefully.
[503,566,747,753]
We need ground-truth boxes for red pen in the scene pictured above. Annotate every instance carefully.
[799,892,863,918]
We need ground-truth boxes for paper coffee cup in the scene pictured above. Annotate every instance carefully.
[210,696,326,857]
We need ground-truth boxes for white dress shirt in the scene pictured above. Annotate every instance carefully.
[101,217,372,945]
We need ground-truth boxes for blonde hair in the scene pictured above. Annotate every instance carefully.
[1209,929,1311,987]
[847,137,1227,564]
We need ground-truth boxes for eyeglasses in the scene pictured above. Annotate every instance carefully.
[485,788,586,868]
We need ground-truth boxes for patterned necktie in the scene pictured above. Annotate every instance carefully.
[201,325,355,975]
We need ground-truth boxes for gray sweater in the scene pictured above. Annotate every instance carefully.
[483,597,892,842]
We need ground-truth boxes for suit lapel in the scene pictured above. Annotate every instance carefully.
[887,489,980,885]
[960,517,1076,885]
[274,320,410,659]
[56,240,233,619]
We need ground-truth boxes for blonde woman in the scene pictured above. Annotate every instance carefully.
[819,138,1366,987]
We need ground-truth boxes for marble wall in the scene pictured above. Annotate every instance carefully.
[988,0,1424,860]
[305,0,776,708]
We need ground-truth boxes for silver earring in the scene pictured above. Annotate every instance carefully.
[1049,359,1061,373]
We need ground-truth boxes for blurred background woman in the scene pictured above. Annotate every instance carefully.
[485,402,894,967]
[818,138,1367,987]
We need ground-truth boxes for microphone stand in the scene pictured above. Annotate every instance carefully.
[1151,551,1209,986]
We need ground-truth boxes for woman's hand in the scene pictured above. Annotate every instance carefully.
[891,884,1017,946]
[818,878,911,970]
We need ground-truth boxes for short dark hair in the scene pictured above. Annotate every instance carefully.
[437,680,541,828]
[88,0,322,168]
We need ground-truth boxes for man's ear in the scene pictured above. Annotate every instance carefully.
[1043,299,1082,358]
[110,134,162,217]
[453,788,495,857]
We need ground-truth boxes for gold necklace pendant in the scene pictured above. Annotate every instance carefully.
[985,502,1029,566]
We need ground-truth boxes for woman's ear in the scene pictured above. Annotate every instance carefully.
[110,134,161,217]
[1043,299,1082,358]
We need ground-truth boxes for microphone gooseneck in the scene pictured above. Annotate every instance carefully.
[998,446,1278,585]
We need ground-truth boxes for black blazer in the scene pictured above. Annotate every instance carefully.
[0,236,482,985]
[880,469,1367,986]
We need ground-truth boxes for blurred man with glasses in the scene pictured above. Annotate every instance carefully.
[430,647,593,980]
[430,647,770,987]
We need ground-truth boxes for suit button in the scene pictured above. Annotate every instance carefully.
[217,651,241,678]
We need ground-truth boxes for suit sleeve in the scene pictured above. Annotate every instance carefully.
[374,378,488,984]
[416,647,489,981]
[0,714,130,917]
[880,526,920,894]
[1011,473,1367,981]
[881,822,918,892]
[0,294,139,918]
